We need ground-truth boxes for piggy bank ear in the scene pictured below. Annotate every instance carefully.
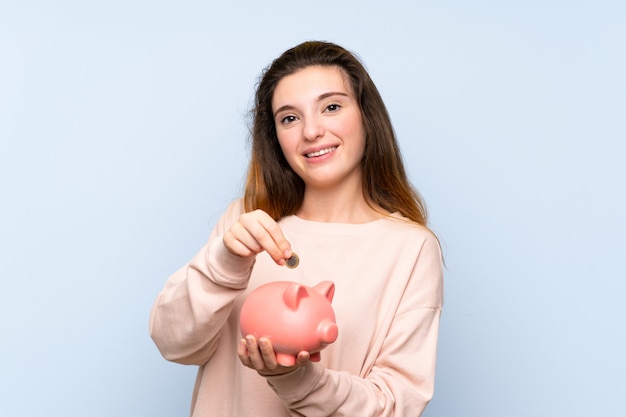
[283,283,309,310]
[314,281,335,303]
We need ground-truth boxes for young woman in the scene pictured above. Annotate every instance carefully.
[150,41,443,416]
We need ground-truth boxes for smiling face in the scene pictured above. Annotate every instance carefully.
[272,65,366,192]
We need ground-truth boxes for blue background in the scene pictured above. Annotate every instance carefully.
[1,1,624,416]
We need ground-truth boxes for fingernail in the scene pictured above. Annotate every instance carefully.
[259,339,267,348]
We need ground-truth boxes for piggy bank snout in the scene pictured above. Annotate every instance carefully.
[318,319,338,344]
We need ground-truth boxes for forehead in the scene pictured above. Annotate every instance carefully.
[272,66,353,107]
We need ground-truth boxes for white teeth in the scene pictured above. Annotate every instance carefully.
[306,146,337,158]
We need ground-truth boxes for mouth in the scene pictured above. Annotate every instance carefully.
[305,146,338,158]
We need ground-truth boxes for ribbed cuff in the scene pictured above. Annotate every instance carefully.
[265,362,324,402]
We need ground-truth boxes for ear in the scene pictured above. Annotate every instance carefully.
[314,281,335,303]
[283,283,309,310]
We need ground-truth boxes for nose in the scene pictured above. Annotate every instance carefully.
[302,115,324,141]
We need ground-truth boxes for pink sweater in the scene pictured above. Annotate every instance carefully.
[150,199,444,416]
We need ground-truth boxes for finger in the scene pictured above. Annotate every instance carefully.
[237,339,252,367]
[258,337,278,370]
[243,211,292,264]
[224,224,263,257]
[295,351,311,367]
[245,335,265,370]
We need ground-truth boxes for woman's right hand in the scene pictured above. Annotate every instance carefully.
[223,209,292,266]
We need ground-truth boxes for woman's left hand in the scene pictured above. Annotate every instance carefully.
[237,335,310,376]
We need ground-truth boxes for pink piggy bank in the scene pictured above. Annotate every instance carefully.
[240,281,339,366]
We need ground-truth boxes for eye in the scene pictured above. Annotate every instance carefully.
[325,103,341,113]
[280,115,297,125]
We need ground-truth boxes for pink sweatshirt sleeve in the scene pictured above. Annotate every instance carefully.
[149,200,254,365]
[265,234,444,416]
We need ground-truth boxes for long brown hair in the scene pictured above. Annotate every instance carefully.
[244,41,428,226]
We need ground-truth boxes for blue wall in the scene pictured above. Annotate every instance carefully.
[1,1,624,416]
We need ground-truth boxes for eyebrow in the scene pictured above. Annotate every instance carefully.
[273,91,350,117]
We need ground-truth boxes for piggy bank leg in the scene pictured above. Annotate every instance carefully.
[276,353,297,367]
[309,352,321,362]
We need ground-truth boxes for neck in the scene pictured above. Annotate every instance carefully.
[297,185,385,224]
